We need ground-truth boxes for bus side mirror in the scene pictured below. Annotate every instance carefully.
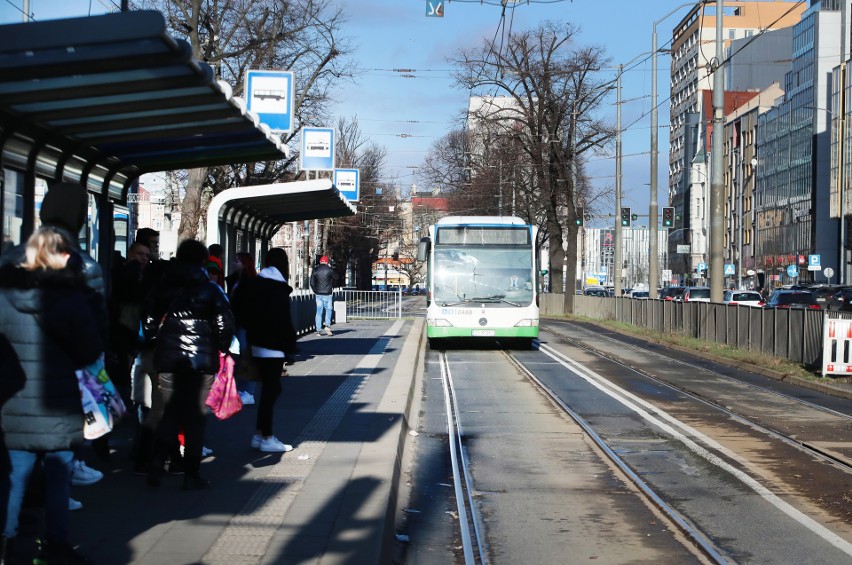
[416,237,431,262]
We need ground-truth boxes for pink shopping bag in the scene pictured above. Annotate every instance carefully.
[205,353,242,420]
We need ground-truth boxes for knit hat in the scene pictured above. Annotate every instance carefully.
[319,255,329,264]
[205,256,222,273]
[40,182,88,234]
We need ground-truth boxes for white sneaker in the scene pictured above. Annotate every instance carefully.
[70,460,102,486]
[251,434,262,449]
[324,326,333,336]
[258,436,293,453]
[239,391,255,405]
[68,498,83,511]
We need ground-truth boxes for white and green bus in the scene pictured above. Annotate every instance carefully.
[417,216,540,347]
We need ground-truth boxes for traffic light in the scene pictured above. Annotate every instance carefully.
[620,207,631,227]
[662,207,675,227]
[576,207,584,226]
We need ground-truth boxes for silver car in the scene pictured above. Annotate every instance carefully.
[682,286,711,303]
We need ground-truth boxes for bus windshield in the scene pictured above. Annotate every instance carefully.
[433,245,533,306]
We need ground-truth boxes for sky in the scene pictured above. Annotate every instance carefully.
[0,0,704,224]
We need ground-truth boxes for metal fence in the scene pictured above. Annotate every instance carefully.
[287,289,403,335]
[290,289,321,334]
[544,295,826,367]
[337,289,403,320]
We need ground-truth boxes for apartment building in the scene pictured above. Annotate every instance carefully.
[668,2,806,282]
[755,3,843,285]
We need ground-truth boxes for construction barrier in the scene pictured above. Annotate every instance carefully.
[822,315,852,376]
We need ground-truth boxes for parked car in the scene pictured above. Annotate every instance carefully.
[660,286,686,301]
[827,288,852,312]
[809,285,849,308]
[723,290,764,307]
[764,289,821,310]
[681,286,711,303]
[629,290,649,299]
[584,286,611,297]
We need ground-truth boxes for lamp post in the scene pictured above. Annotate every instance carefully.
[651,2,701,299]
[616,53,651,297]
[709,0,726,302]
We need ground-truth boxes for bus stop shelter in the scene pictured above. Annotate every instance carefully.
[0,9,353,273]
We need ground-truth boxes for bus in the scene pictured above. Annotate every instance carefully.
[417,216,540,347]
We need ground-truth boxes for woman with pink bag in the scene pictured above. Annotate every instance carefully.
[141,239,235,490]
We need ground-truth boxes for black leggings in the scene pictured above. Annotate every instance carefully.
[254,358,284,437]
[154,370,213,476]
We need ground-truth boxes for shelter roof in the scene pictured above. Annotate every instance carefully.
[0,10,288,201]
[206,179,357,244]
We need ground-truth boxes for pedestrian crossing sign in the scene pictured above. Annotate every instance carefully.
[724,264,735,276]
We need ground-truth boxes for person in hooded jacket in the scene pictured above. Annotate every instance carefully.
[0,225,103,564]
[231,247,297,453]
[141,239,235,489]
[0,182,107,503]
[0,182,106,336]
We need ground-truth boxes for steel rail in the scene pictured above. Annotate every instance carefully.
[438,352,488,564]
[543,323,852,473]
[501,348,730,565]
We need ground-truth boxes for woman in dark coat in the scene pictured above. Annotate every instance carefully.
[231,247,297,453]
[142,239,234,489]
[0,225,103,563]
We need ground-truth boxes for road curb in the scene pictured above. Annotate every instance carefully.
[371,317,425,562]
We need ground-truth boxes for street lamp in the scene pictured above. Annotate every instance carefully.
[651,1,702,299]
[616,52,652,298]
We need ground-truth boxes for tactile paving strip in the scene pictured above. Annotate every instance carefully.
[202,321,403,564]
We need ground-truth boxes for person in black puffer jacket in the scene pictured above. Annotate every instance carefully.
[231,247,297,453]
[310,255,338,336]
[141,239,234,489]
[0,226,103,564]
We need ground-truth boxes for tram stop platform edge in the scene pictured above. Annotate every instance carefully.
[59,317,425,565]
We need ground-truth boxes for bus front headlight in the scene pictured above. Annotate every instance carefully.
[430,319,453,327]
[514,319,539,327]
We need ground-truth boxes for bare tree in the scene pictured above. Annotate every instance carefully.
[325,116,394,289]
[143,0,357,240]
[452,20,615,298]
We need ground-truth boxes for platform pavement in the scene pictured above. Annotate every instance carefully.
[60,317,424,565]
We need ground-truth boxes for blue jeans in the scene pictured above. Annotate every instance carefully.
[5,449,74,540]
[315,294,333,330]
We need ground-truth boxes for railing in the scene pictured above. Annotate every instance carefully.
[288,289,404,335]
[550,295,826,368]
[338,289,403,320]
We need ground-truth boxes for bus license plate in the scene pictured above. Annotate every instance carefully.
[471,329,495,337]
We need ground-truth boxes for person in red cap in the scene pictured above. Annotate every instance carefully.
[310,255,338,336]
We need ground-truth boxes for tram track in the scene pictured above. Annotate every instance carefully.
[540,322,852,474]
[437,351,488,565]
[428,335,852,564]
[500,348,728,564]
[434,347,717,564]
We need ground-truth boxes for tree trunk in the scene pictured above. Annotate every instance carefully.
[564,221,578,312]
[179,167,208,241]
[547,211,564,295]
